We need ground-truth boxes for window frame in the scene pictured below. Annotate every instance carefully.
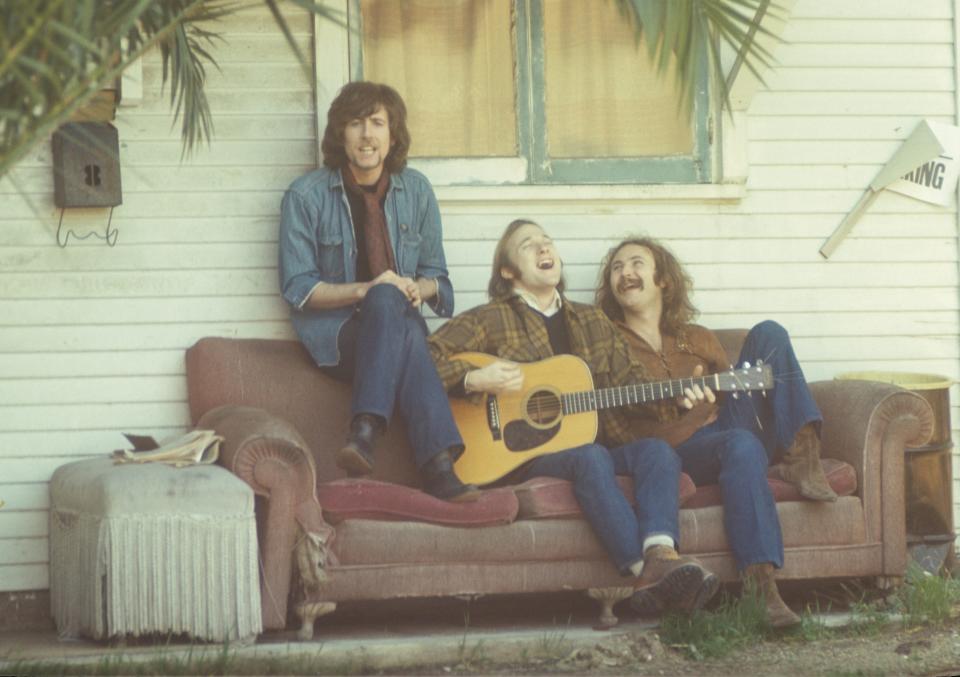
[346,0,713,186]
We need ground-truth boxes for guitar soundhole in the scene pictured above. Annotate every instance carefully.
[524,389,562,427]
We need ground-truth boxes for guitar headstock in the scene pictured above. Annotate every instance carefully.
[715,361,774,393]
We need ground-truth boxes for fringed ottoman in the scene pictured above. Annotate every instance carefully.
[49,457,261,643]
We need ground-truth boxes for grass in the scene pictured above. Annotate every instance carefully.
[7,567,960,674]
[661,562,960,662]
[659,585,770,660]
[894,564,960,626]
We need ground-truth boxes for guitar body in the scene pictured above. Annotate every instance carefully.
[451,353,599,486]
[448,353,773,487]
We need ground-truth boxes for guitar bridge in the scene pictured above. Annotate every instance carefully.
[486,395,502,441]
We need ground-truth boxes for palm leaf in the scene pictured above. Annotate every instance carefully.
[614,0,781,117]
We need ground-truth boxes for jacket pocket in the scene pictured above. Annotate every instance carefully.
[397,229,422,276]
[316,235,345,281]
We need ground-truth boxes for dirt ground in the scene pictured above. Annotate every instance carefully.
[347,584,960,677]
[452,621,960,676]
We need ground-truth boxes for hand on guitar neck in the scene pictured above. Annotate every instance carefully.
[679,364,716,411]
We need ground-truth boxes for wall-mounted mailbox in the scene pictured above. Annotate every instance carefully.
[52,122,122,208]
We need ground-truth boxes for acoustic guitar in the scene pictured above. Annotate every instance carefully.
[449,352,774,486]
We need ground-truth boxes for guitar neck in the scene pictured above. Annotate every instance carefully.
[562,375,719,415]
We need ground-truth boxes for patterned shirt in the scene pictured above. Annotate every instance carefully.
[428,295,654,448]
[616,322,729,447]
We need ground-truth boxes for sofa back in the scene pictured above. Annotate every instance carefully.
[185,329,749,487]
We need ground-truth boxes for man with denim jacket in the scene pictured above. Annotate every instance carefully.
[279,81,478,502]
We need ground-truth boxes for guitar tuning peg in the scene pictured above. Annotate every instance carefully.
[756,359,764,365]
[732,392,739,399]
[742,361,751,369]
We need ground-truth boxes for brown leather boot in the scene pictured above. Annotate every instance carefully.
[772,423,837,502]
[630,545,719,615]
[742,562,800,628]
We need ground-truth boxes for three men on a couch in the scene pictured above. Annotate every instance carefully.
[279,81,833,625]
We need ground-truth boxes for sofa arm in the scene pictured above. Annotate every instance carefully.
[810,380,934,475]
[810,379,934,576]
[197,405,334,631]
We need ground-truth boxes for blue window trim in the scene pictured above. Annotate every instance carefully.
[349,0,711,185]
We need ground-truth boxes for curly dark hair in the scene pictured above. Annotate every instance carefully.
[487,219,566,300]
[595,236,697,335]
[321,81,411,173]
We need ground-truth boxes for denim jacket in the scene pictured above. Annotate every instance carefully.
[279,166,454,366]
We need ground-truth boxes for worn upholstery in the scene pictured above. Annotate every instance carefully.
[185,333,934,634]
[49,458,261,642]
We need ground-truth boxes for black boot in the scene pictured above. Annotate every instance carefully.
[422,450,481,502]
[335,414,382,476]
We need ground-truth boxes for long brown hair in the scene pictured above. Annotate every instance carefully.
[321,81,411,173]
[595,236,697,334]
[487,219,566,300]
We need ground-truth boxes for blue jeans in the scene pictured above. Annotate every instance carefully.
[717,320,822,461]
[674,320,818,570]
[321,284,463,468]
[519,438,681,574]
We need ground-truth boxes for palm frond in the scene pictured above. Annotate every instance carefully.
[614,0,781,117]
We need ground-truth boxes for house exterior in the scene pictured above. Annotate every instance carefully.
[1,0,958,624]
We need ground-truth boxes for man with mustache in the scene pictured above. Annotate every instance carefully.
[428,219,720,616]
[279,81,477,502]
[596,235,838,627]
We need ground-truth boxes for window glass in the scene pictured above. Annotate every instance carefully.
[541,0,693,158]
[360,0,517,157]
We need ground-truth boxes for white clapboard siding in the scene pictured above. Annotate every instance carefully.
[0,3,314,590]
[2,0,959,592]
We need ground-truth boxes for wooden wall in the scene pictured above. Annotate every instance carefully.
[0,0,957,593]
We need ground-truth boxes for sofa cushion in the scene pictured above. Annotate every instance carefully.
[317,478,519,527]
[513,473,697,520]
[682,458,857,509]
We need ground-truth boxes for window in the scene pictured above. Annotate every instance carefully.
[351,0,711,184]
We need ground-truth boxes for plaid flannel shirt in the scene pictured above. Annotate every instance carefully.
[427,295,653,448]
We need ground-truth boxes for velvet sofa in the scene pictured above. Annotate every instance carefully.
[185,331,934,639]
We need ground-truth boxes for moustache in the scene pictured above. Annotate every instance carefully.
[616,278,644,293]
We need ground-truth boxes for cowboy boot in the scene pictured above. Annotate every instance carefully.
[421,449,481,503]
[630,545,719,615]
[742,562,800,628]
[335,413,381,476]
[773,423,837,502]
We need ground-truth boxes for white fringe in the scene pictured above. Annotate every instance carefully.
[50,509,261,642]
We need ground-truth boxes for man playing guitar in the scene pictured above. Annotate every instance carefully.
[428,219,720,616]
[595,236,833,628]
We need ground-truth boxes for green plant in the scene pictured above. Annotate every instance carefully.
[798,599,832,643]
[894,564,960,627]
[844,597,890,637]
[536,614,573,659]
[659,588,770,661]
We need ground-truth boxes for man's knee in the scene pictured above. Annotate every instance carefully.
[624,438,681,474]
[361,283,407,314]
[749,319,789,345]
[721,429,768,469]
[571,445,615,476]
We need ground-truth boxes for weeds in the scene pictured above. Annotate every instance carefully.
[798,599,831,642]
[894,563,960,627]
[659,587,770,660]
[536,614,573,659]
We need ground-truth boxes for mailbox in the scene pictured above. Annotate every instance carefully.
[52,122,122,208]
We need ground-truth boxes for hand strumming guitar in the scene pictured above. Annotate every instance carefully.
[464,359,524,394]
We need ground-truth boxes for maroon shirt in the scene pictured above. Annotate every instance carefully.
[616,322,730,447]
